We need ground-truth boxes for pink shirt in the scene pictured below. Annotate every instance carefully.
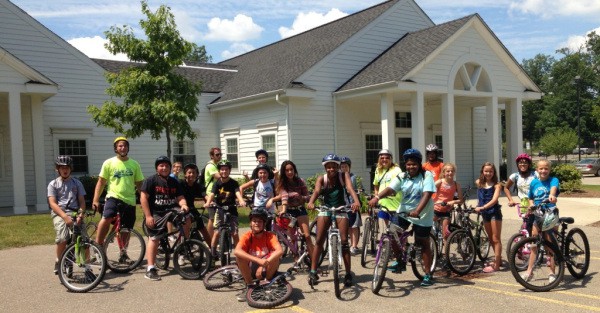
[434,180,456,213]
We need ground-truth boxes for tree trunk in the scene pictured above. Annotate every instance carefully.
[166,127,172,160]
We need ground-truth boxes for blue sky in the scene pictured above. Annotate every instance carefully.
[10,0,600,64]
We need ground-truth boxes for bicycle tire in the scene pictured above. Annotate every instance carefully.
[330,233,341,299]
[246,277,293,309]
[474,223,490,262]
[506,232,524,259]
[173,239,212,279]
[309,219,328,267]
[509,236,564,292]
[141,216,150,237]
[218,228,232,266]
[371,237,390,294]
[203,265,243,290]
[410,232,438,280]
[360,217,373,268]
[506,233,529,271]
[565,228,590,279]
[104,228,146,273]
[276,232,290,260]
[155,237,170,270]
[58,240,107,293]
[445,230,476,275]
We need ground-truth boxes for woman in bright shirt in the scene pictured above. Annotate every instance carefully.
[367,149,403,225]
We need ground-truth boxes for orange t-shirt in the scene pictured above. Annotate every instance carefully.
[434,180,456,213]
[423,161,444,182]
[238,230,279,259]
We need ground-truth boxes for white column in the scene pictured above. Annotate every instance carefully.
[486,96,500,167]
[441,93,456,163]
[505,98,523,175]
[411,90,425,152]
[8,90,27,214]
[380,93,396,156]
[31,95,48,212]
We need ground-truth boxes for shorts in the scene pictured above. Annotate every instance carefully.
[189,209,206,230]
[286,206,308,218]
[102,197,136,229]
[213,211,239,235]
[377,209,391,221]
[52,214,72,244]
[146,210,178,239]
[481,207,503,222]
[207,207,216,220]
[434,211,451,220]
[317,209,348,219]
[348,211,362,228]
[392,214,432,239]
[249,252,271,279]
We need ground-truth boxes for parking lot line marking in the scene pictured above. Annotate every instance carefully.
[465,285,600,311]
[246,306,313,313]
[474,278,600,300]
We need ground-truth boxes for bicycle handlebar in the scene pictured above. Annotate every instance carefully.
[314,205,352,213]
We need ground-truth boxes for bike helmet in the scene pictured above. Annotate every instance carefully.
[541,209,559,231]
[249,207,269,223]
[183,163,199,175]
[155,156,171,169]
[340,156,351,166]
[425,144,439,152]
[276,215,292,229]
[255,149,268,159]
[217,159,232,169]
[55,155,73,167]
[403,148,423,163]
[113,136,129,149]
[322,153,341,166]
[515,153,532,165]
[378,149,392,158]
[256,163,270,172]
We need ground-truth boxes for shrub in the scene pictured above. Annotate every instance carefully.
[77,175,103,202]
[551,163,582,193]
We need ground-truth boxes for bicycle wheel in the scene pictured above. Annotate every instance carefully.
[509,237,564,292]
[173,239,212,279]
[371,237,390,294]
[410,233,438,280]
[474,224,490,262]
[276,232,290,260]
[58,241,107,293]
[309,219,328,267]
[141,216,150,237]
[155,237,170,270]
[361,217,374,268]
[218,229,232,266]
[203,265,243,290]
[330,234,341,299]
[506,232,524,259]
[506,233,529,271]
[246,277,293,309]
[565,228,590,279]
[104,228,146,273]
[445,230,475,275]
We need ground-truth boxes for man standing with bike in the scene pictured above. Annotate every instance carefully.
[93,137,144,257]
[141,156,190,281]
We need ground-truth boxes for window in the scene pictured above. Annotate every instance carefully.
[173,140,196,165]
[395,112,412,128]
[59,139,88,174]
[434,134,444,159]
[226,138,239,170]
[365,134,382,167]
[261,134,276,168]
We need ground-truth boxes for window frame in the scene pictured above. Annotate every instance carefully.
[260,134,277,169]
[225,138,239,171]
[172,140,196,166]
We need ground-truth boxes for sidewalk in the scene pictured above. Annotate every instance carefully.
[497,197,600,226]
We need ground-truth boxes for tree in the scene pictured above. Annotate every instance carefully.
[186,43,213,63]
[87,0,202,159]
[538,129,577,163]
[521,54,555,144]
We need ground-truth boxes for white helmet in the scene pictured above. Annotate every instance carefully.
[541,210,559,231]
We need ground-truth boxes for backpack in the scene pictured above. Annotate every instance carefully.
[197,162,216,198]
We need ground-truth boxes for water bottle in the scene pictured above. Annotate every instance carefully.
[288,216,297,228]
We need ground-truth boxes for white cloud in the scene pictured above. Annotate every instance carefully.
[221,43,255,59]
[509,0,600,18]
[279,8,348,38]
[67,36,129,61]
[561,27,600,53]
[204,14,264,42]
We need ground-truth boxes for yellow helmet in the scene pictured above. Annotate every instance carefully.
[113,136,130,152]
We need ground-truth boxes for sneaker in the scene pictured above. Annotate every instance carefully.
[420,274,433,287]
[54,261,59,275]
[350,247,360,255]
[548,274,557,283]
[387,261,399,271]
[344,273,353,287]
[118,253,132,265]
[145,268,161,281]
[308,271,319,285]
[84,269,97,282]
[236,287,248,302]
[521,273,533,282]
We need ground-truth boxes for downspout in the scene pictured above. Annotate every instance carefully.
[333,94,337,153]
[275,93,291,161]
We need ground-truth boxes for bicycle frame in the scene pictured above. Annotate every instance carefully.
[271,216,310,268]
[375,219,412,266]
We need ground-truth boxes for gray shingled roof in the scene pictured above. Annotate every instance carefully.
[215,0,399,103]
[338,14,474,92]
[91,58,235,93]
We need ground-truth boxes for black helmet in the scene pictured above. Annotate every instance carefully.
[249,207,269,222]
[340,156,351,166]
[184,163,199,175]
[217,159,232,169]
[403,148,423,163]
[256,163,270,172]
[155,156,172,169]
[55,155,73,167]
[255,149,268,159]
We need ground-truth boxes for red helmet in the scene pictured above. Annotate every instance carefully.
[276,215,292,229]
[515,153,532,164]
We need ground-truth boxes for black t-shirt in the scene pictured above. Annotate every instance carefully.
[211,178,240,215]
[141,174,183,214]
[179,179,202,209]
[251,165,275,180]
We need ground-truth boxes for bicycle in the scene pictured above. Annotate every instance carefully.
[57,209,107,293]
[508,200,590,292]
[371,211,438,294]
[203,265,293,308]
[360,197,381,268]
[431,201,461,270]
[208,203,238,266]
[101,203,146,273]
[505,203,532,271]
[151,209,212,279]
[271,212,325,271]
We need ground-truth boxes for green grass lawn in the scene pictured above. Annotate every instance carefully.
[0,206,251,250]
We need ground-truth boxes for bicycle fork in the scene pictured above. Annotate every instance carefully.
[327,229,342,271]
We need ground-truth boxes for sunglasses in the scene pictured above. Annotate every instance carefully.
[213,153,222,156]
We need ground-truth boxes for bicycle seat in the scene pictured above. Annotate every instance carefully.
[559,217,574,224]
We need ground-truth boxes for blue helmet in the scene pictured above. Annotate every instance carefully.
[340,156,351,166]
[322,153,341,166]
[403,149,422,163]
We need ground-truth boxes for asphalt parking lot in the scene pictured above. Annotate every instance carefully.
[1,217,599,313]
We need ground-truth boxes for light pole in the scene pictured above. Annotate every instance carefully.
[574,75,582,161]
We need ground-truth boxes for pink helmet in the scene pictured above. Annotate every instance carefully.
[515,153,532,164]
